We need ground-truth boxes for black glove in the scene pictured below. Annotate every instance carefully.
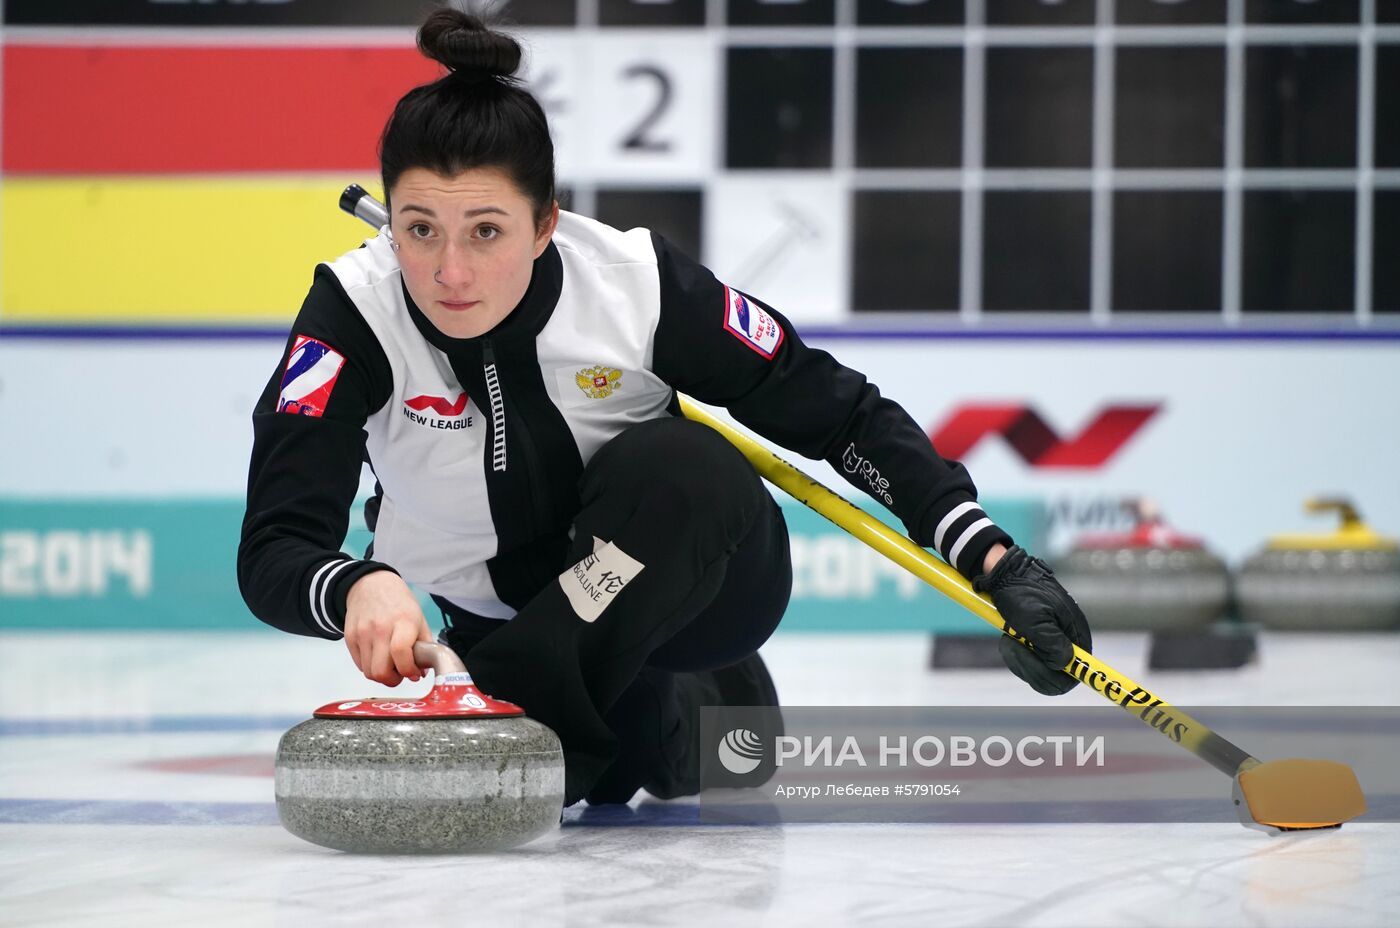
[972,546,1092,696]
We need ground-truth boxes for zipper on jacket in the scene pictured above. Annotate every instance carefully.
[482,340,547,539]
[482,340,507,473]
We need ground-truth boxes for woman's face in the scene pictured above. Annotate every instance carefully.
[389,166,558,339]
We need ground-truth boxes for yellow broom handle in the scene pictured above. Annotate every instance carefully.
[678,396,1257,778]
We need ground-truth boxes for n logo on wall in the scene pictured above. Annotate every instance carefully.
[929,404,1162,469]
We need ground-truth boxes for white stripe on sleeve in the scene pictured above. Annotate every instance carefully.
[318,560,356,636]
[307,559,348,637]
[933,501,981,552]
[948,518,996,572]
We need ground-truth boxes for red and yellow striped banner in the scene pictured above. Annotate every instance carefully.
[2,43,437,323]
[2,176,382,321]
[4,45,437,172]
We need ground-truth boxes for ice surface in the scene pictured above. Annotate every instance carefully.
[2,630,1397,928]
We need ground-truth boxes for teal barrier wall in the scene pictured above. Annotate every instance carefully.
[774,497,1043,633]
[0,497,1043,633]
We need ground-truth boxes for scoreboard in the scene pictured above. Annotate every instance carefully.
[4,0,1399,326]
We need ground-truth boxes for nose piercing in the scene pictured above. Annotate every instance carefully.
[434,270,443,284]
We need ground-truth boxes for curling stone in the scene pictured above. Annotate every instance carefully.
[1051,500,1230,632]
[1236,498,1400,631]
[275,641,564,853]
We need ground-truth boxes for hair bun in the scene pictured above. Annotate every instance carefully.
[417,8,521,81]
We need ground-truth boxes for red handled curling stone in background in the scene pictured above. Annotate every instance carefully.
[274,641,564,853]
[1051,499,1231,632]
[1237,498,1400,631]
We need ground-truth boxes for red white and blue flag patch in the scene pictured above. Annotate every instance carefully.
[722,286,784,360]
[277,335,346,418]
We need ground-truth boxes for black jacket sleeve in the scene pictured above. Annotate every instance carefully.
[649,232,1012,580]
[237,266,398,639]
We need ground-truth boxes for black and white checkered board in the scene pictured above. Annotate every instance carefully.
[10,0,1397,322]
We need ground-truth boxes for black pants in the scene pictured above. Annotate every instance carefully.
[440,417,792,805]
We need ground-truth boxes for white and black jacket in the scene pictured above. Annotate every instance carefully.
[238,211,1012,639]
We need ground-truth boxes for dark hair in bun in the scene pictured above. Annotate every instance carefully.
[416,8,521,82]
[380,8,554,227]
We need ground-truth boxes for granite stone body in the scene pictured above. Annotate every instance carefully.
[275,716,565,853]
[1236,548,1400,630]
[1052,547,1231,631]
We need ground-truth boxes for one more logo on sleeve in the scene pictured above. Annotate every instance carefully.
[722,285,784,360]
[842,443,894,505]
[277,335,346,418]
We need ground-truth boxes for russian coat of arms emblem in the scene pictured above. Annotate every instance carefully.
[576,366,623,399]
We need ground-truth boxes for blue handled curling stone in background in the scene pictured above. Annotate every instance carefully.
[275,641,565,853]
